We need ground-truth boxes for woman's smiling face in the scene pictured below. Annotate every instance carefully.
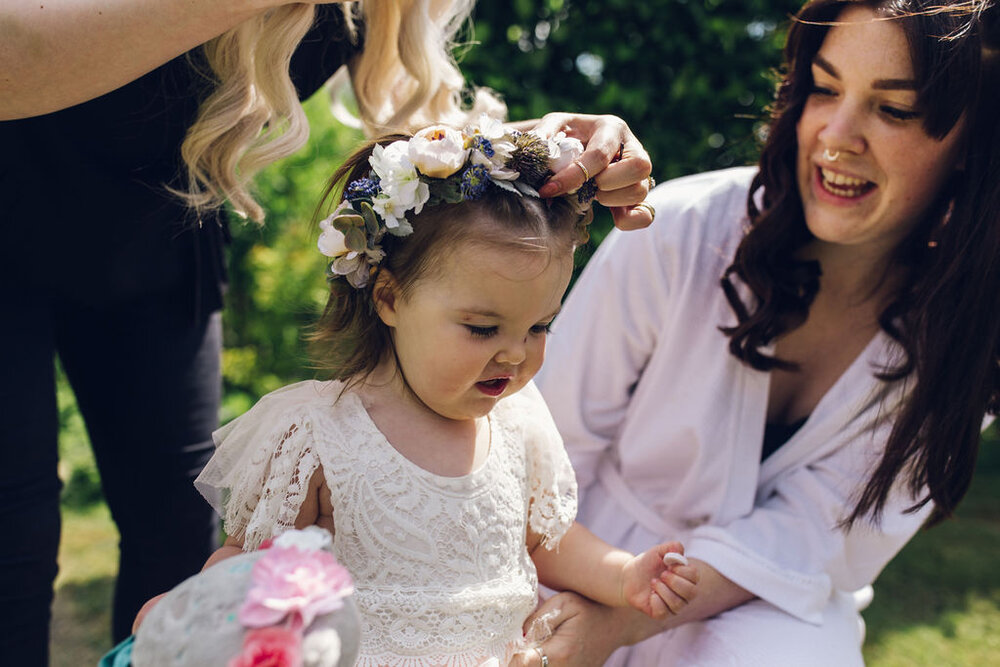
[796,5,966,260]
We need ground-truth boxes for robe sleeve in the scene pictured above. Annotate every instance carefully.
[518,382,578,550]
[535,220,677,496]
[686,418,932,624]
[195,383,324,550]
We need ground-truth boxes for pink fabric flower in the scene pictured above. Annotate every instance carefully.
[228,627,302,667]
[239,546,354,629]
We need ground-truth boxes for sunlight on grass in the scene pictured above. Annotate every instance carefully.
[864,596,1000,666]
[51,504,118,666]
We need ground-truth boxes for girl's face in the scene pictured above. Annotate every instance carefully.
[796,5,966,260]
[377,237,574,422]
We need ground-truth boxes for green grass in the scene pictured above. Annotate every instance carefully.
[51,504,117,666]
[861,437,1000,666]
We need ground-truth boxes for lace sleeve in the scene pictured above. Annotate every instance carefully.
[194,383,324,550]
[519,382,578,550]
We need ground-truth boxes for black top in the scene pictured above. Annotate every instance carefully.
[1,6,358,317]
[761,416,809,461]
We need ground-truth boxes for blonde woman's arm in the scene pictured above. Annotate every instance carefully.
[0,0,341,120]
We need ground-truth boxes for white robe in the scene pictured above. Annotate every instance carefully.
[536,167,930,666]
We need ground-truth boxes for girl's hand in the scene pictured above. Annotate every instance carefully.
[132,592,168,634]
[532,113,655,230]
[622,542,699,619]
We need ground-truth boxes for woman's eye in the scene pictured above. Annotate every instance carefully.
[881,105,921,122]
[530,322,554,336]
[809,84,836,97]
[465,325,498,338]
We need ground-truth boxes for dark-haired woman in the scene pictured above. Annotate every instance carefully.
[524,1,1000,664]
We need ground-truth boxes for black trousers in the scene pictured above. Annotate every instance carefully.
[0,285,221,664]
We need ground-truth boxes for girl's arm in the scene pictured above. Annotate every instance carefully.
[133,467,331,633]
[0,0,334,119]
[529,521,697,617]
[512,562,753,667]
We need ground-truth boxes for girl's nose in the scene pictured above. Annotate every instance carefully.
[494,337,527,366]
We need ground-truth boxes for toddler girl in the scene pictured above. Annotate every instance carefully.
[192,118,697,666]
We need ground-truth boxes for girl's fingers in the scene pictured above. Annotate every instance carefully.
[652,578,689,615]
[660,567,699,603]
[648,588,670,620]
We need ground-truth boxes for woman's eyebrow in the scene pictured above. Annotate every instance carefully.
[813,54,916,90]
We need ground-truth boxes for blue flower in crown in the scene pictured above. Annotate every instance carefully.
[344,177,381,203]
[460,165,491,200]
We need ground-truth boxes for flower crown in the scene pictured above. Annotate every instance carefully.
[317,115,596,289]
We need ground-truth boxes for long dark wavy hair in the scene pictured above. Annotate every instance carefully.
[721,0,1000,526]
[308,136,589,389]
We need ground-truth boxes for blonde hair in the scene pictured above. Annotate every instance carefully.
[178,1,504,222]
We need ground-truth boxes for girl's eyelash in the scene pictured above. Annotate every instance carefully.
[530,322,554,335]
[465,323,553,338]
[465,325,498,338]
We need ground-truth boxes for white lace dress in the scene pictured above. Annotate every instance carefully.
[195,380,577,667]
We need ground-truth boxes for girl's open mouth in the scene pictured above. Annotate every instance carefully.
[475,378,510,397]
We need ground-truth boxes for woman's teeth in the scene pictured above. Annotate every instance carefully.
[820,167,872,197]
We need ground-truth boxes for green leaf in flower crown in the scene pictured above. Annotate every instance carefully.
[428,177,464,204]
[387,218,414,237]
[344,226,368,252]
[332,212,364,234]
[359,202,381,237]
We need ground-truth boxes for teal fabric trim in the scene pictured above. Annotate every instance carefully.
[99,635,135,667]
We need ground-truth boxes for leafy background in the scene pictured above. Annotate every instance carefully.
[53,1,998,663]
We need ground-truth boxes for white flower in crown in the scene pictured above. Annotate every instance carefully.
[546,131,585,174]
[372,192,413,231]
[408,125,470,178]
[317,210,352,259]
[473,113,507,140]
[467,114,519,181]
[369,141,429,228]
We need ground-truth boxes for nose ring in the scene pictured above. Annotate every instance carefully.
[822,148,840,162]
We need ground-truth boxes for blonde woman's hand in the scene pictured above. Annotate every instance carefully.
[532,113,655,230]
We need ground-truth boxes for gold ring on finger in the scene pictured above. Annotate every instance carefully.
[635,201,656,219]
[572,159,591,182]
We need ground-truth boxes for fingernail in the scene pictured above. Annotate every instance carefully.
[539,181,561,198]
